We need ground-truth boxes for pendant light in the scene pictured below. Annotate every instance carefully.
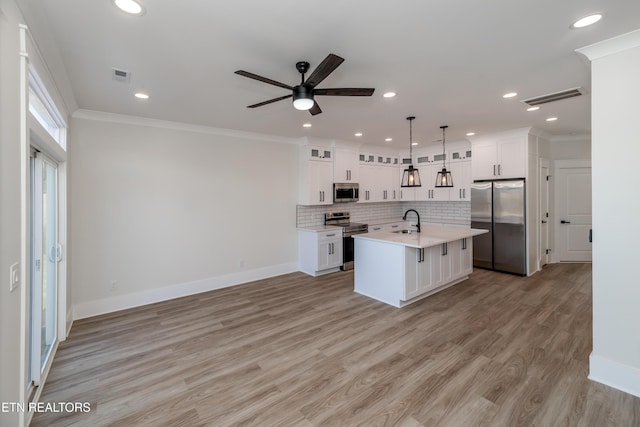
[401,116,421,188]
[435,125,454,188]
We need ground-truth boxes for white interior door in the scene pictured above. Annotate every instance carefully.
[539,162,550,267]
[556,164,592,262]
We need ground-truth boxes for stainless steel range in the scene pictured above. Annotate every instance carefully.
[325,212,368,271]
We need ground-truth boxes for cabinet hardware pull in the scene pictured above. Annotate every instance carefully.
[442,243,448,256]
[498,164,501,175]
[493,165,496,176]
[561,220,571,224]
[326,233,336,237]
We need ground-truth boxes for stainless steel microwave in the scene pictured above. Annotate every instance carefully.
[334,183,359,203]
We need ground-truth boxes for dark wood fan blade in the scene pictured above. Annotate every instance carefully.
[309,101,322,115]
[247,94,292,108]
[314,88,375,96]
[305,54,344,88]
[235,70,293,90]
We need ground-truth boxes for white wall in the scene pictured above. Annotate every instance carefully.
[550,138,591,160]
[70,112,299,318]
[0,2,26,425]
[578,30,640,397]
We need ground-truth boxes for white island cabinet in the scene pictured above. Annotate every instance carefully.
[353,227,486,307]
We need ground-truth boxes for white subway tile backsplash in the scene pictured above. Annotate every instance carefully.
[296,201,470,227]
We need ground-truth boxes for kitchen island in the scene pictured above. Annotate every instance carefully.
[353,226,488,307]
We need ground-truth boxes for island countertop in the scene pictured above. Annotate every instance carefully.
[352,225,488,249]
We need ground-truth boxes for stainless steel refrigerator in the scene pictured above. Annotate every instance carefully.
[471,179,526,275]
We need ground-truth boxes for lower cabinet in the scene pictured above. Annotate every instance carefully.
[403,238,473,301]
[298,229,343,276]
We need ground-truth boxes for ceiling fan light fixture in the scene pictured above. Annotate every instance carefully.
[293,86,314,111]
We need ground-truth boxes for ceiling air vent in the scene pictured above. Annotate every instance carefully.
[522,87,585,106]
[112,68,131,83]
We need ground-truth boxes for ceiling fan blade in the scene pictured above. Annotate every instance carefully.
[313,88,375,96]
[247,94,293,108]
[235,70,293,90]
[309,101,322,115]
[305,54,344,88]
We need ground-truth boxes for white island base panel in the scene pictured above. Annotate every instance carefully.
[353,227,486,308]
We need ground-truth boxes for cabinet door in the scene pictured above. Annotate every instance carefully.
[317,241,331,270]
[471,141,498,180]
[334,147,359,182]
[450,240,463,278]
[327,238,343,269]
[404,247,421,300]
[359,164,375,203]
[309,161,333,205]
[497,136,526,178]
[449,161,471,201]
[461,238,473,275]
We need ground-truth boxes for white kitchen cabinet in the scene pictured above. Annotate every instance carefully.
[471,135,526,180]
[448,160,471,201]
[298,228,343,276]
[334,147,359,183]
[402,238,470,302]
[306,146,333,161]
[404,246,434,300]
[451,237,473,278]
[299,146,333,205]
[358,163,377,203]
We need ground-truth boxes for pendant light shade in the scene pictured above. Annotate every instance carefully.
[435,125,454,188]
[401,116,421,188]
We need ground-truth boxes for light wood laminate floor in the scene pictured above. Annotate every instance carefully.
[32,263,640,426]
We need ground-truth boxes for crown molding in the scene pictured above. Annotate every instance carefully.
[577,29,640,61]
[71,109,300,145]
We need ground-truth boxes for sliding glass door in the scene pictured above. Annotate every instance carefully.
[30,151,60,385]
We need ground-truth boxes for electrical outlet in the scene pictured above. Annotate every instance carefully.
[9,262,19,292]
[110,280,118,292]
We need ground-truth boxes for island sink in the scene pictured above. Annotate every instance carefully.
[392,229,417,235]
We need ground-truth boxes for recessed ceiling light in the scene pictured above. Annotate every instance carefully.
[466,132,475,137]
[134,92,149,99]
[571,14,602,29]
[527,106,540,111]
[303,123,312,128]
[503,92,518,98]
[114,0,144,14]
[546,117,558,122]
[383,92,396,98]
[411,142,418,146]
[385,138,392,142]
[355,132,363,137]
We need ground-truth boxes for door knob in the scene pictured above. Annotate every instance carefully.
[561,220,571,224]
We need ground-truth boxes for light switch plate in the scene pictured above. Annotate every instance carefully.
[9,262,19,292]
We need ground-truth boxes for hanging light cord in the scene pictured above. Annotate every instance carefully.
[408,116,415,160]
[441,125,448,167]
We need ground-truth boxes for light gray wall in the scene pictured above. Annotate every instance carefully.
[580,30,640,396]
[0,2,25,425]
[70,115,299,318]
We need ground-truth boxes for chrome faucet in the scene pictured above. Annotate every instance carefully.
[403,209,421,233]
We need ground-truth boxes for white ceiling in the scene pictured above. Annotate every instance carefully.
[23,0,640,148]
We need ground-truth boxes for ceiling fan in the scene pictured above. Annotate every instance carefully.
[235,53,375,115]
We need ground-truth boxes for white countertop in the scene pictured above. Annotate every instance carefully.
[353,225,488,249]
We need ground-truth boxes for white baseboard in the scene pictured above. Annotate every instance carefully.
[589,353,640,398]
[73,262,299,320]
